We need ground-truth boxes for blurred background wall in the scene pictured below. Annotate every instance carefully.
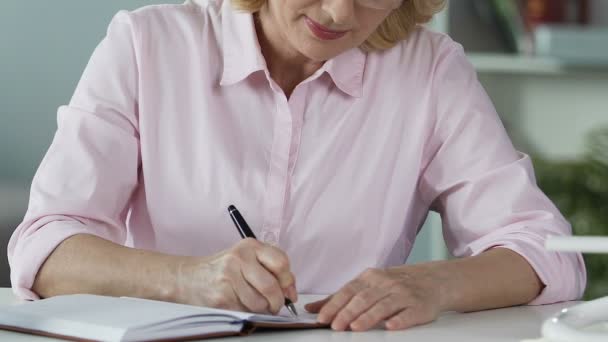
[1,1,607,293]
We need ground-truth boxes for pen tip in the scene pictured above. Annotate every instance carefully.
[285,299,298,317]
[227,205,236,212]
[288,304,298,317]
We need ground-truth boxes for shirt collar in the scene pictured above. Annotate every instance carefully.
[216,0,366,98]
[323,48,366,98]
[218,0,267,86]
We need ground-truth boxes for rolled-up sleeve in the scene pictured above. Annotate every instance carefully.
[7,11,141,300]
[419,43,586,304]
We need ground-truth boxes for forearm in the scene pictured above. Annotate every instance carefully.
[402,248,543,313]
[33,234,182,301]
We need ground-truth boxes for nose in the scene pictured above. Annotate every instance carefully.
[321,0,355,26]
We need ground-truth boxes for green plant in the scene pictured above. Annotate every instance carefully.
[533,127,608,300]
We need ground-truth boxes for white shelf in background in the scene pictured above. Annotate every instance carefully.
[467,53,608,75]
[546,236,608,254]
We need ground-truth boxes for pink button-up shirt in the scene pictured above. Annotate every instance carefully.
[8,0,585,303]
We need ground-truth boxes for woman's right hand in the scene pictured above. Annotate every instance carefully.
[172,238,297,314]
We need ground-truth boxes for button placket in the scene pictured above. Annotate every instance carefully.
[261,93,292,244]
[272,99,292,238]
[286,86,307,177]
[278,86,308,230]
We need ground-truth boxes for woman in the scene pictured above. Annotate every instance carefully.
[8,0,585,332]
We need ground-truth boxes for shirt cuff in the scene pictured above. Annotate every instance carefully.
[10,220,99,300]
[465,235,586,305]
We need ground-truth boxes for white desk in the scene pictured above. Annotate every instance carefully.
[0,288,574,341]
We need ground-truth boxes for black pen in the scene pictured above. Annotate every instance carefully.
[227,205,298,317]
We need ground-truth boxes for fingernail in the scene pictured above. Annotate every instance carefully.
[317,314,328,324]
[331,321,343,331]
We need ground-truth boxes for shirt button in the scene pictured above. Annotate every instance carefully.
[263,231,278,246]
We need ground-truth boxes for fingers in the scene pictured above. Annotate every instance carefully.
[224,239,298,314]
[317,280,365,325]
[255,243,297,298]
[385,307,433,330]
[312,267,441,332]
[332,289,391,331]
[240,253,286,314]
[349,294,405,331]
[304,296,331,313]
[231,270,270,313]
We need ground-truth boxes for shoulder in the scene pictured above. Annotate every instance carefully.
[107,0,224,43]
[130,1,221,27]
[370,27,469,82]
[101,0,228,65]
[402,27,463,57]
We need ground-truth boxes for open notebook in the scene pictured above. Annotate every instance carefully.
[0,294,326,341]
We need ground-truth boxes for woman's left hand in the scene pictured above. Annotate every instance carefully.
[304,266,446,331]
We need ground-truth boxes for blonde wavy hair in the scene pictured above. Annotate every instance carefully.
[231,0,446,51]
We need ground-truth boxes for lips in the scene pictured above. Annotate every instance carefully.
[304,16,348,41]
